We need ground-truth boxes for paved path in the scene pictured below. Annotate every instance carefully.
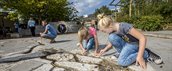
[0,31,172,71]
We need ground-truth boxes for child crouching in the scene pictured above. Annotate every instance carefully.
[77,26,99,56]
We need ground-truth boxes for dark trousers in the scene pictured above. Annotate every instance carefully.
[29,27,35,36]
[15,28,18,33]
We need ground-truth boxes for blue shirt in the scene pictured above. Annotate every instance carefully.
[28,20,35,27]
[45,24,57,38]
[14,23,19,28]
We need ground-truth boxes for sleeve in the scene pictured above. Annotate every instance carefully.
[91,27,96,36]
[122,23,133,34]
[27,21,30,26]
[45,25,50,30]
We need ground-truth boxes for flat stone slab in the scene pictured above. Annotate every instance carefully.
[52,67,65,71]
[32,63,53,71]
[0,48,59,63]
[0,51,50,63]
[47,53,75,62]
[55,62,99,71]
[0,46,155,71]
[0,38,39,54]
[1,31,171,71]
[32,58,52,64]
[76,54,103,64]
[69,49,81,54]
[0,43,40,59]
[31,45,47,53]
[9,60,45,71]
[0,60,24,71]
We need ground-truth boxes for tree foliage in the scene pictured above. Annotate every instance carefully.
[91,0,172,31]
[93,5,113,17]
[116,0,172,31]
[117,0,172,21]
[0,0,78,22]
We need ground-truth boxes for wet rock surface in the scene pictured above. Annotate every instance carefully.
[0,45,132,71]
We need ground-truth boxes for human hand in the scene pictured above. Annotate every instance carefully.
[136,56,147,70]
[94,50,99,57]
[99,49,106,55]
[81,49,87,55]
[40,33,42,35]
[96,49,106,57]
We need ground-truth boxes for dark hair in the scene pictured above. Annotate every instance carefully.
[42,19,48,22]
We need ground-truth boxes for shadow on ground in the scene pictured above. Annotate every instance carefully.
[55,40,72,43]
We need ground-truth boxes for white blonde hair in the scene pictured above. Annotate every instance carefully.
[97,14,113,29]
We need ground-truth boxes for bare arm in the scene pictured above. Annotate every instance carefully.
[78,39,87,55]
[78,42,86,51]
[129,28,146,59]
[99,42,112,56]
[103,42,112,52]
[43,28,48,34]
[93,33,99,52]
[129,28,147,69]
[78,34,86,52]
[40,28,48,36]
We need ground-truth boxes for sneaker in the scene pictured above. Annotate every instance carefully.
[146,48,163,65]
[50,39,56,43]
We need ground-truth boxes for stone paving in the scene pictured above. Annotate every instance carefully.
[0,46,132,71]
[0,31,171,71]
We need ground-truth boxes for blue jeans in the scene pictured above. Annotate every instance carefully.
[108,33,149,66]
[83,37,95,51]
[41,33,56,40]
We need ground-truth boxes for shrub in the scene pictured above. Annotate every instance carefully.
[133,15,163,31]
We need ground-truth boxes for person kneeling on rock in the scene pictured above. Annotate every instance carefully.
[39,19,57,43]
[96,13,163,70]
[77,26,99,56]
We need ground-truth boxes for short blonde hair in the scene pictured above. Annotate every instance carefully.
[97,14,113,29]
[78,26,89,43]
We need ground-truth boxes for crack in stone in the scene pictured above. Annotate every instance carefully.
[0,45,133,71]
[30,63,45,71]
[0,48,58,63]
[41,57,56,71]
[40,53,76,71]
[0,44,40,58]
[23,44,40,54]
[49,66,55,71]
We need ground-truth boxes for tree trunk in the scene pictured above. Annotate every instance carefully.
[137,0,140,16]
[129,0,133,17]
[38,18,41,25]
[137,4,140,16]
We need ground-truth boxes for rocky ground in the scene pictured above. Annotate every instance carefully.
[0,31,172,71]
[0,45,132,71]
